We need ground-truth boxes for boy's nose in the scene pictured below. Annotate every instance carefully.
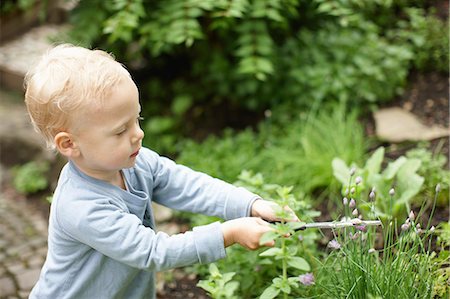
[132,125,145,143]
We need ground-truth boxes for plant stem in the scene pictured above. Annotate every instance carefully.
[282,236,288,299]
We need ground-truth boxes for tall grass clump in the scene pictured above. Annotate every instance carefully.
[316,171,440,298]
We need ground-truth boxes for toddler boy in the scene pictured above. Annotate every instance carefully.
[24,44,297,298]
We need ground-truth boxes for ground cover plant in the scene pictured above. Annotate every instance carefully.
[197,169,446,298]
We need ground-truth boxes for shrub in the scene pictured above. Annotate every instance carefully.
[179,104,368,198]
[66,0,426,116]
[12,161,49,195]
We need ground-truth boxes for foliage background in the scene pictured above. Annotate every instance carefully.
[66,0,448,155]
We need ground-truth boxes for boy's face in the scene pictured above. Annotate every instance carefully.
[70,77,144,181]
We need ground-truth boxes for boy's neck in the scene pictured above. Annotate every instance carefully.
[70,160,126,190]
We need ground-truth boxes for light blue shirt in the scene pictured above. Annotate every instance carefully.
[30,147,259,299]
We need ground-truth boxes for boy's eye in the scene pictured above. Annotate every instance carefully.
[116,129,126,136]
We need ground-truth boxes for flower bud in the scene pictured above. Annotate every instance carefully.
[355,176,362,185]
[352,209,358,216]
[349,199,356,208]
[350,231,360,240]
[355,225,367,232]
[369,191,375,200]
[389,188,395,196]
[343,197,348,205]
[350,167,356,176]
[368,248,376,254]
[344,188,349,196]
[401,223,410,231]
[429,226,435,233]
[327,239,341,250]
[350,187,356,194]
[435,183,441,193]
[409,210,415,221]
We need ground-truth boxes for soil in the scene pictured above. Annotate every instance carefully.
[369,71,449,163]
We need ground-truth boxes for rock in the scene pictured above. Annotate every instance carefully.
[374,107,450,143]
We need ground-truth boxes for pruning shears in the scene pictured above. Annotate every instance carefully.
[270,218,382,231]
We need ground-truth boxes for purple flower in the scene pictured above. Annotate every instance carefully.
[355,225,367,232]
[299,273,315,286]
[327,239,341,250]
[355,176,362,185]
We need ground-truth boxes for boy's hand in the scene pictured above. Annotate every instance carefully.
[251,199,299,222]
[221,217,274,250]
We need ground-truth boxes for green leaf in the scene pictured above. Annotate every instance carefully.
[382,156,407,180]
[332,158,350,185]
[395,159,424,208]
[259,286,280,299]
[287,256,310,271]
[259,247,282,257]
[365,147,384,175]
[287,221,306,231]
[171,95,192,115]
[208,263,220,276]
[259,231,279,245]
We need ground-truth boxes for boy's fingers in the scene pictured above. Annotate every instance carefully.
[256,217,271,226]
[264,240,275,247]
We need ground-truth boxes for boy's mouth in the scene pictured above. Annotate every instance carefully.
[130,148,140,157]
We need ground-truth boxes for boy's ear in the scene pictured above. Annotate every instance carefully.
[54,132,80,158]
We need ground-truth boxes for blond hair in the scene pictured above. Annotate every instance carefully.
[24,44,131,149]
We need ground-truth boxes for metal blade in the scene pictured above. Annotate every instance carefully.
[300,219,382,230]
[270,219,382,231]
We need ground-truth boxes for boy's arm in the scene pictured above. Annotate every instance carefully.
[56,196,227,271]
[146,149,259,219]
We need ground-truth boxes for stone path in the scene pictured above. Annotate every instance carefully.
[0,189,48,299]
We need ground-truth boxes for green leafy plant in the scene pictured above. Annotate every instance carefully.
[192,171,320,298]
[432,221,450,298]
[332,146,424,219]
[66,0,427,126]
[1,0,37,14]
[12,161,49,195]
[179,104,368,199]
[406,143,450,206]
[197,263,239,299]
[257,186,310,299]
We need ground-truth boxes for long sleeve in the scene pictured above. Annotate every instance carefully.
[139,148,260,219]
